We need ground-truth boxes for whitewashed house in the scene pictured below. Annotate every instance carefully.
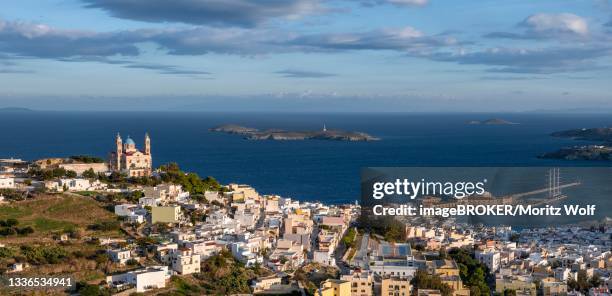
[108,249,132,265]
[106,266,170,293]
[0,177,15,189]
[171,248,201,275]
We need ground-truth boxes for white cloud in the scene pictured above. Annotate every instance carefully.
[387,0,429,6]
[356,0,429,7]
[522,13,589,36]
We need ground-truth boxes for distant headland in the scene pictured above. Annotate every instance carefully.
[539,127,612,161]
[0,107,33,112]
[467,118,518,125]
[210,124,380,141]
[550,127,612,142]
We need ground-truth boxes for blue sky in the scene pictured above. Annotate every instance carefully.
[0,0,611,111]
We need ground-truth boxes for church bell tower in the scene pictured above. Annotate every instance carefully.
[115,133,122,170]
[144,133,151,155]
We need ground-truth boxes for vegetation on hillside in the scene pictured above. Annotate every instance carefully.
[70,155,105,163]
[28,167,78,180]
[357,215,404,242]
[0,189,30,201]
[0,218,34,236]
[448,248,491,296]
[411,269,453,296]
[567,270,603,292]
[158,162,224,194]
[341,227,357,248]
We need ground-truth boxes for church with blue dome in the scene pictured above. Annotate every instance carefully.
[109,133,152,177]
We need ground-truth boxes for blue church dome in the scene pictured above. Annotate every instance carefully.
[125,137,136,145]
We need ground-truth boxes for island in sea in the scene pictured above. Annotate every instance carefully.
[210,124,380,141]
[539,127,612,161]
[467,118,518,125]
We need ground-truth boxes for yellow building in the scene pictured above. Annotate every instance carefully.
[151,205,181,224]
[418,289,442,296]
[541,277,567,296]
[315,279,351,296]
[495,276,536,296]
[341,270,374,296]
[440,275,470,296]
[381,277,411,296]
[433,260,470,296]
[434,260,461,277]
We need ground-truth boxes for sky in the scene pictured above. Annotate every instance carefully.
[0,0,611,112]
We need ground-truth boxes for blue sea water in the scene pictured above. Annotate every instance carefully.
[1,112,610,204]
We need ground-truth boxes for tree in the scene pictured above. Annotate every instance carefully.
[589,274,602,288]
[576,270,589,291]
[17,226,34,235]
[65,170,78,178]
[76,282,108,296]
[449,248,491,296]
[0,247,14,258]
[158,162,224,194]
[5,218,18,227]
[411,270,453,296]
[83,168,97,179]
[341,228,357,248]
[70,155,105,163]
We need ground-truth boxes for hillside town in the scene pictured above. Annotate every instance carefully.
[0,134,610,295]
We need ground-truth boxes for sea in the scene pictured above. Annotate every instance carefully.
[1,111,610,207]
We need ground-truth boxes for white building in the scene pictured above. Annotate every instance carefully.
[7,262,27,273]
[204,191,223,204]
[106,266,170,293]
[313,230,339,266]
[0,177,15,189]
[251,276,283,293]
[369,258,417,278]
[171,248,201,275]
[184,239,220,260]
[231,242,263,267]
[59,178,107,191]
[115,204,138,217]
[475,249,501,272]
[143,184,189,203]
[265,195,281,214]
[108,249,132,265]
[139,197,161,207]
[268,239,305,272]
[127,213,145,224]
[171,230,197,243]
[234,210,257,230]
[154,243,178,264]
[554,267,570,282]
[369,242,417,278]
